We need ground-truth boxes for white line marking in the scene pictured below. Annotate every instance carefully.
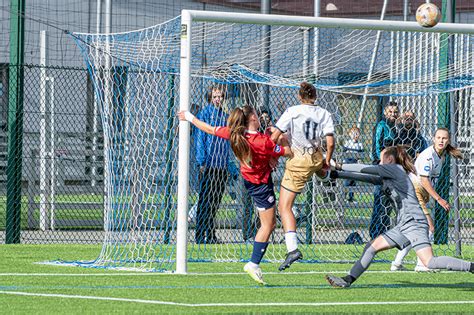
[0,270,437,277]
[0,291,472,307]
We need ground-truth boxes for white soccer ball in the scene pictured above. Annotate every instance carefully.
[416,3,442,28]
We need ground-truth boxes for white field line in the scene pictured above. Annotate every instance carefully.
[0,270,452,277]
[0,291,473,307]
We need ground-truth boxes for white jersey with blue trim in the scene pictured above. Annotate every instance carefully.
[410,145,445,186]
[275,104,334,153]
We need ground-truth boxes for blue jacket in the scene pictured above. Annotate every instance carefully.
[195,104,238,175]
[372,119,396,161]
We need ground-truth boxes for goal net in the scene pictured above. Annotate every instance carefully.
[68,11,474,271]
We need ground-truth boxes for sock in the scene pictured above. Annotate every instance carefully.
[348,243,377,281]
[427,256,471,271]
[342,275,356,284]
[393,245,411,266]
[246,261,258,269]
[416,256,425,267]
[285,231,298,253]
[250,242,269,265]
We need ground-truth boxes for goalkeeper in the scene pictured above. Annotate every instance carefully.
[178,105,293,285]
[325,146,473,288]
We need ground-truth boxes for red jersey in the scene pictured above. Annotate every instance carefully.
[214,126,285,184]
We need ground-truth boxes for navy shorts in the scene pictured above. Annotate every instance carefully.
[243,177,276,211]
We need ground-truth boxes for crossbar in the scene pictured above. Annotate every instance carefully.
[185,9,474,35]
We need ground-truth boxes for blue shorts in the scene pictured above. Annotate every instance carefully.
[243,177,276,211]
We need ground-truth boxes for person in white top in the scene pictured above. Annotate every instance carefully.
[391,127,463,272]
[270,82,335,271]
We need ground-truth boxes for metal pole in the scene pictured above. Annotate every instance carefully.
[184,10,474,34]
[313,0,320,76]
[176,10,192,274]
[92,0,102,189]
[6,0,25,244]
[39,30,48,231]
[357,0,389,128]
[403,0,409,21]
[103,0,112,232]
[445,0,461,256]
[48,77,56,231]
[261,0,271,112]
[308,0,321,246]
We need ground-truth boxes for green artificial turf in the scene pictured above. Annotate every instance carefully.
[0,244,472,314]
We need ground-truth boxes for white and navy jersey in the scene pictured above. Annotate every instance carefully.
[410,145,445,186]
[275,104,334,153]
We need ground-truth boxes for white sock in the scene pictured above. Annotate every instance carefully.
[246,261,259,269]
[285,231,298,253]
[393,245,412,266]
[416,257,425,267]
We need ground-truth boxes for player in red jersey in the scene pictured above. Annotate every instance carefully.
[178,105,293,285]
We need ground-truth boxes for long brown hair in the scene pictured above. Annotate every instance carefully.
[383,145,416,174]
[435,128,463,159]
[299,82,317,103]
[228,105,253,166]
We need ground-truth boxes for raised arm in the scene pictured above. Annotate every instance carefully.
[331,170,382,186]
[178,110,216,135]
[332,161,398,180]
[339,163,380,176]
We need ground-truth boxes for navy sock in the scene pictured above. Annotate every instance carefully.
[250,241,269,265]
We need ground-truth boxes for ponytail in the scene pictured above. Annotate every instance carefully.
[299,82,317,103]
[435,128,463,159]
[445,144,463,159]
[383,145,416,174]
[228,105,253,166]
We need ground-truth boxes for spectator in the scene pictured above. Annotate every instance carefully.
[392,111,427,159]
[342,126,364,202]
[194,86,238,244]
[369,101,399,239]
[258,109,273,133]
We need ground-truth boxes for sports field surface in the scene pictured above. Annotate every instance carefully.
[0,245,473,314]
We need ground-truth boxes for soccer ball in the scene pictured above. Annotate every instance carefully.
[416,3,441,28]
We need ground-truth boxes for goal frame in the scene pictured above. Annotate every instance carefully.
[177,9,474,274]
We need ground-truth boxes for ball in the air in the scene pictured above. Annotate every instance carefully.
[416,3,441,28]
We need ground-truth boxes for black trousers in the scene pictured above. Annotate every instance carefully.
[195,167,228,244]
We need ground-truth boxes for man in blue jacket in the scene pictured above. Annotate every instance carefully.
[369,101,399,239]
[194,86,238,244]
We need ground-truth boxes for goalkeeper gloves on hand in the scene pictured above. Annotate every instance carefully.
[184,111,195,123]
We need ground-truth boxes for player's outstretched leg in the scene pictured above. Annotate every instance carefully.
[326,236,391,288]
[417,246,474,273]
[279,248,303,271]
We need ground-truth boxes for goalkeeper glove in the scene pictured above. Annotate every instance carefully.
[184,111,195,123]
